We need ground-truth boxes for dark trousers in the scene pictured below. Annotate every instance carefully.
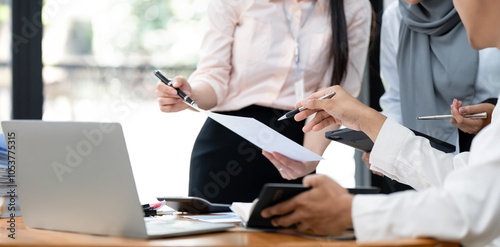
[189,105,308,204]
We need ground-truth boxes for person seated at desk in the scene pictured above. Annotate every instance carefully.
[261,0,500,245]
[364,0,500,193]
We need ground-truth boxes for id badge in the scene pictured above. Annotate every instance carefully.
[294,71,305,103]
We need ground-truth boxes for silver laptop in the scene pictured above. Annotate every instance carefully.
[1,120,234,239]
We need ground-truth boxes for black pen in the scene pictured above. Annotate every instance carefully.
[154,70,198,108]
[278,91,336,121]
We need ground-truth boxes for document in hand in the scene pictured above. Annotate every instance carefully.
[204,111,323,162]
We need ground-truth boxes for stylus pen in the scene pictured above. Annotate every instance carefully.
[417,112,487,120]
[278,91,336,121]
[154,70,198,108]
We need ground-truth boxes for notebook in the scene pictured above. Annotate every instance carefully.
[1,120,234,239]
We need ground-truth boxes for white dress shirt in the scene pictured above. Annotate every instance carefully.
[189,0,372,111]
[352,91,500,247]
[379,2,500,147]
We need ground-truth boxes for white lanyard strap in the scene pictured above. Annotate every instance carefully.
[283,0,317,64]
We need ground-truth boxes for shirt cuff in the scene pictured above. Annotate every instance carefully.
[352,195,396,242]
[190,77,223,107]
[369,118,412,176]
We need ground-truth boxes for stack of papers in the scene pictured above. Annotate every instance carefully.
[230,201,256,224]
[1,134,20,218]
[182,213,243,224]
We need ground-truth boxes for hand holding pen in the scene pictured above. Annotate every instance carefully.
[155,70,198,112]
[279,91,336,121]
[417,112,487,120]
[449,99,494,135]
[293,86,387,141]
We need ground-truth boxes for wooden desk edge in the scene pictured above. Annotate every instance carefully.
[1,217,460,247]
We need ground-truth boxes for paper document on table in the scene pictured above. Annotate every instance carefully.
[202,111,323,161]
[183,213,243,224]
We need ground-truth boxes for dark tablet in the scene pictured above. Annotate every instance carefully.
[156,196,231,214]
[325,128,456,153]
[246,184,310,228]
[246,183,380,228]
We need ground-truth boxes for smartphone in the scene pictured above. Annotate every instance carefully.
[325,128,374,152]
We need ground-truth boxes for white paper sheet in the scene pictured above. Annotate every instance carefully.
[183,213,242,224]
[203,111,323,162]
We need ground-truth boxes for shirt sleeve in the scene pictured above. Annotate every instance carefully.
[339,0,372,98]
[353,112,500,246]
[379,2,403,124]
[188,0,240,105]
[369,118,468,191]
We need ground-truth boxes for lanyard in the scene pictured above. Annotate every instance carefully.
[283,0,317,65]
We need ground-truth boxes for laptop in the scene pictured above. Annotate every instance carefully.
[1,120,234,239]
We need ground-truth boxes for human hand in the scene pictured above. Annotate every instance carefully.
[155,76,193,112]
[362,152,383,176]
[294,85,386,142]
[294,86,364,132]
[261,174,354,236]
[262,151,317,180]
[450,99,494,134]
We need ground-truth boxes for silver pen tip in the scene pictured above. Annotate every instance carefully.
[278,116,286,121]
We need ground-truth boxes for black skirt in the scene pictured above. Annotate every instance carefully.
[189,105,309,204]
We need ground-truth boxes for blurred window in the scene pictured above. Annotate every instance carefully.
[41,0,208,202]
[0,0,11,130]
[38,0,355,202]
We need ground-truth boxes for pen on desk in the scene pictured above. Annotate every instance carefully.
[154,70,198,108]
[417,112,487,120]
[278,91,336,121]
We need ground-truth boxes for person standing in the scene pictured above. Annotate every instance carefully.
[155,0,372,203]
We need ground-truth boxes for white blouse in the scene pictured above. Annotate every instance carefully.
[189,0,372,111]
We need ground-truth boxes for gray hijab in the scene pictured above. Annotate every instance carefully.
[397,0,479,142]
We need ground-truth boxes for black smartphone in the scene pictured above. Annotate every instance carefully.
[325,128,374,152]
